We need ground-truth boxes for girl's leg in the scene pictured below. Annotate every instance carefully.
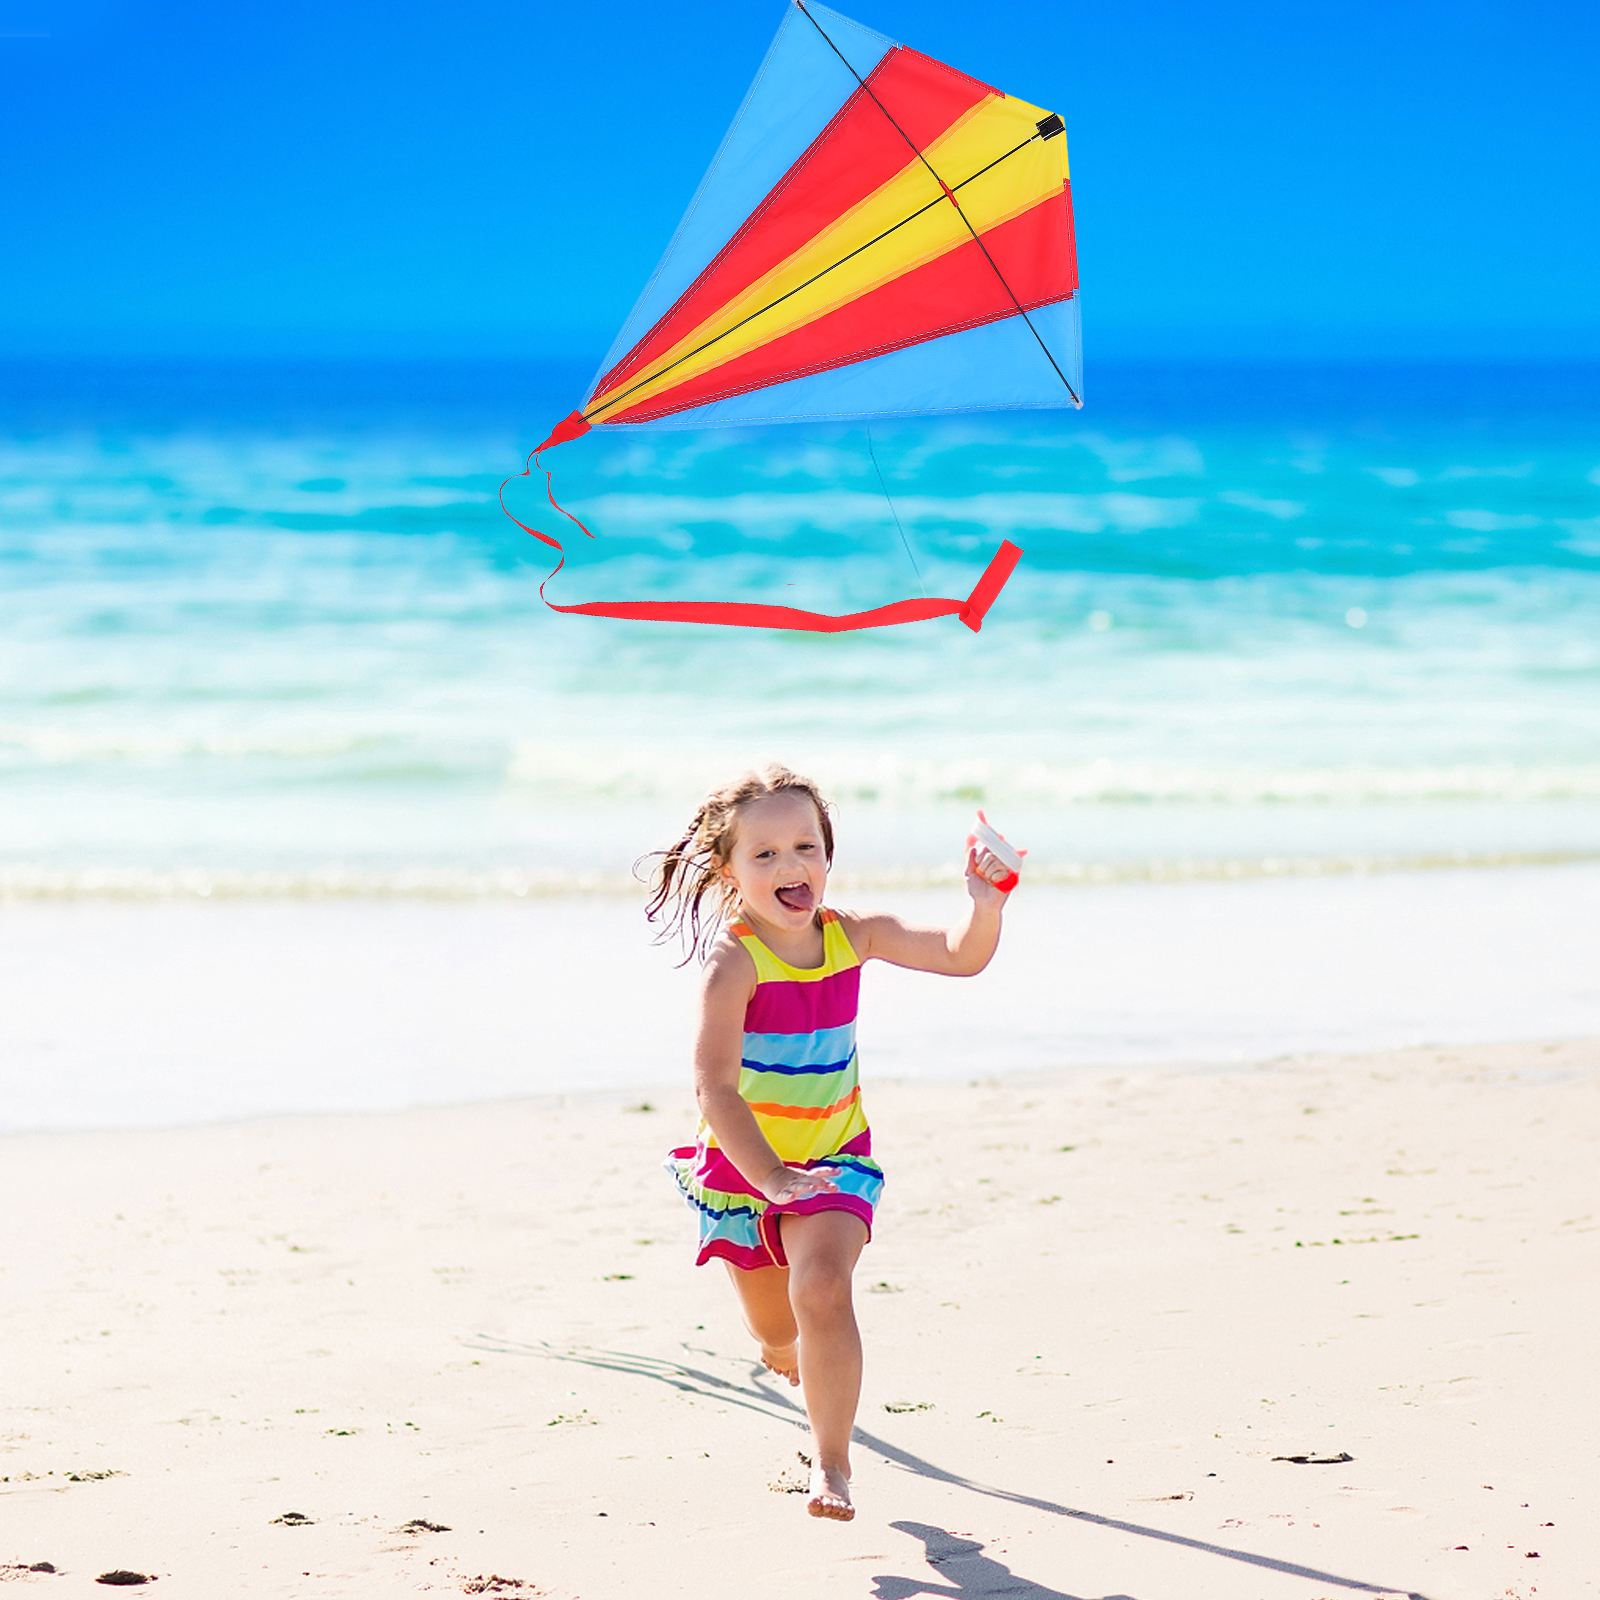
[721,1261,800,1385]
[778,1209,868,1521]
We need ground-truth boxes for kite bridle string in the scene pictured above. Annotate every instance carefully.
[794,0,1081,409]
[866,425,927,600]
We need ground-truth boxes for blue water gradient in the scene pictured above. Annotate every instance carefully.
[1,358,1596,896]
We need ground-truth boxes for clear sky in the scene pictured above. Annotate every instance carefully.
[3,0,1596,361]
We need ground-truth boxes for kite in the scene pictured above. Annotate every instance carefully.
[503,0,1081,632]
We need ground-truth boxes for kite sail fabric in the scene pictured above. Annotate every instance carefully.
[504,0,1081,632]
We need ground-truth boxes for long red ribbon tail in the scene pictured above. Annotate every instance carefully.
[498,412,1023,633]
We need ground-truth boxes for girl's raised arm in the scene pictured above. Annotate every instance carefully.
[693,942,839,1204]
[844,841,1013,977]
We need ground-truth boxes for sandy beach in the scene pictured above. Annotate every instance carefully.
[9,0,1600,1589]
[4,1032,1596,1599]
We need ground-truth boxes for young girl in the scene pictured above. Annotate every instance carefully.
[642,762,1022,1522]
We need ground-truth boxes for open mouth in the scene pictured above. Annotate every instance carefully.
[774,881,814,913]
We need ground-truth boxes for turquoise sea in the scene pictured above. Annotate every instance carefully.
[2,358,1597,900]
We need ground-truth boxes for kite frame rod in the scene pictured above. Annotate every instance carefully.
[794,0,1081,408]
[584,104,1066,421]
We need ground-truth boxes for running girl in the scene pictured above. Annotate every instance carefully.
[641,762,1022,1522]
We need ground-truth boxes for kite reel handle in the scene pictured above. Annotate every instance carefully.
[967,810,1023,893]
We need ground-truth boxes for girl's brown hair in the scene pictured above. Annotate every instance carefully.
[636,762,835,966]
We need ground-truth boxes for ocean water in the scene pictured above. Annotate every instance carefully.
[2,357,1597,900]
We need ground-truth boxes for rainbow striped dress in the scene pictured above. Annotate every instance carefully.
[666,907,885,1271]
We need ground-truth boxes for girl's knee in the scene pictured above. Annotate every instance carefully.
[726,1263,798,1345]
[788,1259,854,1322]
[743,1300,799,1346]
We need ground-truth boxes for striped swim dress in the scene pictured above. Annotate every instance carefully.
[665,906,885,1270]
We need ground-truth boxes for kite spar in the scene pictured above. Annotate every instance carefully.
[504,0,1081,632]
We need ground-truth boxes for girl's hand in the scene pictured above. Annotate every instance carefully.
[761,1164,841,1205]
[965,840,1026,906]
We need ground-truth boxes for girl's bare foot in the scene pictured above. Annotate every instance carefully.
[760,1340,800,1386]
[807,1461,854,1521]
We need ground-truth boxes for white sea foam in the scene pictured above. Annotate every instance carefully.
[500,742,1600,807]
[745,442,870,482]
[1074,431,1206,482]
[887,423,1012,474]
[1444,509,1542,533]
[1438,462,1535,480]
[1558,517,1600,558]
[1365,464,1538,489]
[2,850,1595,904]
[0,725,390,763]
[1218,490,1306,520]
[577,489,1201,535]
[591,432,743,481]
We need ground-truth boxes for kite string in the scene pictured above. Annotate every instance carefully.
[865,425,927,600]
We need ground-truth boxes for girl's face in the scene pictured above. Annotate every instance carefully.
[720,790,830,928]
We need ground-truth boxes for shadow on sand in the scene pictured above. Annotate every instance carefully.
[875,1521,1136,1600]
[465,1334,1429,1600]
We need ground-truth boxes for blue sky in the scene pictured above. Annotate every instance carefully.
[3,0,1596,360]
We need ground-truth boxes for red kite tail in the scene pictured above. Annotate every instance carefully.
[500,415,1022,633]
[497,410,596,611]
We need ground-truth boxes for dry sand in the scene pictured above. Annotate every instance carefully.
[3,1038,1597,1599]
